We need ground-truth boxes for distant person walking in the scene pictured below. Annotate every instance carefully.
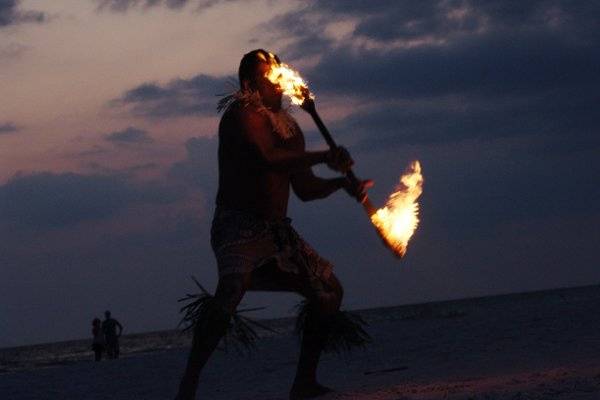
[102,310,123,359]
[91,318,105,361]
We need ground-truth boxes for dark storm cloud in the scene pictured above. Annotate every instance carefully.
[268,0,599,100]
[0,0,45,27]
[348,1,481,41]
[0,172,180,229]
[301,1,599,44]
[0,121,18,134]
[269,0,481,50]
[105,126,154,144]
[113,75,234,119]
[262,1,600,150]
[307,33,599,101]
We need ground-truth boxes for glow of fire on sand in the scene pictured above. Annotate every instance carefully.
[370,161,423,258]
[264,56,424,258]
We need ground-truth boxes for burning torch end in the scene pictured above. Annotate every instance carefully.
[305,98,408,259]
[360,196,406,259]
[373,226,407,259]
[376,231,407,259]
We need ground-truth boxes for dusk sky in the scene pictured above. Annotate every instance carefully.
[1,0,598,347]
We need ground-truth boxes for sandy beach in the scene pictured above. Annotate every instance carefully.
[2,284,599,399]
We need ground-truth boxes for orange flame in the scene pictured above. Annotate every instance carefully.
[262,54,424,258]
[370,161,423,257]
[264,54,313,105]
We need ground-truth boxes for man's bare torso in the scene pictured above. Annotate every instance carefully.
[215,102,302,220]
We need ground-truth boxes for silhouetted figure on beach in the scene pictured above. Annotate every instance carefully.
[91,318,105,362]
[102,310,123,359]
[175,49,371,400]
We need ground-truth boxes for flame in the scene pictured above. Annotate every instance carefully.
[261,53,423,258]
[370,161,423,258]
[264,55,313,105]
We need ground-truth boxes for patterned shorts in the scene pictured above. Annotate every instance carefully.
[210,207,333,287]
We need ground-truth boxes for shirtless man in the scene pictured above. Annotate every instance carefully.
[175,49,371,400]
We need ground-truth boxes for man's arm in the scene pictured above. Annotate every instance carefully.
[116,320,123,336]
[291,169,346,201]
[239,110,331,172]
[289,124,370,202]
[292,169,374,202]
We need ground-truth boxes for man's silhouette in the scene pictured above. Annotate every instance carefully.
[175,49,371,400]
[102,310,123,359]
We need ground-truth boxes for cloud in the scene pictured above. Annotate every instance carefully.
[112,75,234,119]
[266,0,599,101]
[105,126,154,144]
[257,1,600,151]
[0,42,29,62]
[0,0,45,27]
[285,1,599,47]
[94,0,234,13]
[95,0,190,12]
[168,135,218,192]
[0,162,209,347]
[76,145,109,157]
[84,161,159,175]
[330,85,599,149]
[308,34,598,101]
[0,121,18,135]
[0,171,181,230]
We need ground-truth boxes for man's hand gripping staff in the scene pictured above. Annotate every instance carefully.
[300,91,421,259]
[266,56,422,259]
[300,91,376,215]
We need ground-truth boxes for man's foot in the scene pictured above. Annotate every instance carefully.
[174,391,193,400]
[174,391,195,400]
[289,381,334,399]
[174,378,198,400]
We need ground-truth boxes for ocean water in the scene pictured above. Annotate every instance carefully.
[1,284,598,374]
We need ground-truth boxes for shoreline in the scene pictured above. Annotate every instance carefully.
[3,281,597,352]
[1,282,599,399]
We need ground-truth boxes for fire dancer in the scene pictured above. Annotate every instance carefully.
[175,49,372,400]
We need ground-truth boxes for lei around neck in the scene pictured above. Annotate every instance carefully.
[218,89,297,140]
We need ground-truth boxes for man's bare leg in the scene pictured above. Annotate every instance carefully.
[175,274,248,400]
[249,264,344,398]
[290,274,344,399]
